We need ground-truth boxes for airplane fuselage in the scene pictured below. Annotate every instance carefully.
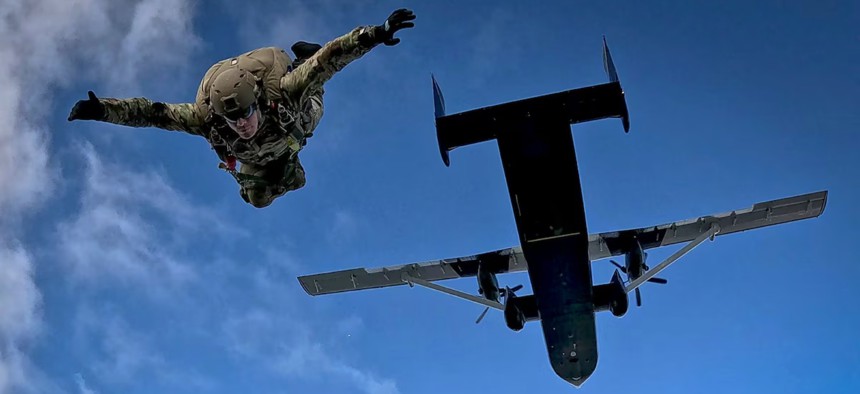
[493,114,605,386]
[523,236,599,386]
[430,43,631,386]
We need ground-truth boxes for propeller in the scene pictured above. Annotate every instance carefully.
[610,260,627,274]
[609,260,667,307]
[476,307,490,324]
[475,284,523,324]
[502,284,524,297]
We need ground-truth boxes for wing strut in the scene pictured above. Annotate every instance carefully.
[625,223,721,294]
[402,274,505,311]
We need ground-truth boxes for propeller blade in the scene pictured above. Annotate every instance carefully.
[610,260,627,274]
[476,307,490,324]
[510,284,523,293]
[635,287,642,307]
[647,277,668,284]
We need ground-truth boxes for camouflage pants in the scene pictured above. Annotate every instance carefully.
[239,157,306,208]
[238,93,323,208]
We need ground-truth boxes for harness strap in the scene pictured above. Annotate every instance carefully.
[218,162,271,188]
[210,99,309,190]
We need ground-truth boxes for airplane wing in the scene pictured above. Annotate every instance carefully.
[298,190,827,296]
[298,247,528,296]
[588,190,827,260]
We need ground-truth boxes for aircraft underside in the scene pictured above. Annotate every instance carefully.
[295,38,828,388]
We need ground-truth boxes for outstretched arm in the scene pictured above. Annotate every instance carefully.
[68,91,206,136]
[280,9,415,101]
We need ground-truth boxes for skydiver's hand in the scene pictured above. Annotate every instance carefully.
[67,91,105,121]
[375,9,415,46]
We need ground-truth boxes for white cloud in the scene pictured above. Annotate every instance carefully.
[2,1,399,393]
[335,315,364,336]
[272,340,399,394]
[74,373,98,394]
[0,245,39,394]
[71,309,215,391]
[223,308,398,394]
[55,143,239,296]
[57,145,191,286]
[0,348,36,394]
[235,0,322,48]
[327,209,361,246]
[0,245,41,344]
[0,243,50,394]
[89,316,162,384]
[0,0,200,391]
[230,0,369,48]
[0,0,200,218]
[108,0,200,93]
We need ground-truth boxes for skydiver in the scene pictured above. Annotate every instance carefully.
[67,9,416,208]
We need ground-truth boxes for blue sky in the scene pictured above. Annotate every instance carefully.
[2,0,858,393]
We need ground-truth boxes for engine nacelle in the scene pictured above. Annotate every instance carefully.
[477,263,500,303]
[592,270,629,317]
[504,302,526,331]
[503,293,539,331]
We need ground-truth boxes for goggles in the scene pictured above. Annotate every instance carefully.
[224,103,257,123]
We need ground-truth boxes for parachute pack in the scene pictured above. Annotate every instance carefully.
[195,42,322,117]
[195,46,294,117]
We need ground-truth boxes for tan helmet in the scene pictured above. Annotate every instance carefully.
[209,67,259,121]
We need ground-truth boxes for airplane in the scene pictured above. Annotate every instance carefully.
[297,38,828,387]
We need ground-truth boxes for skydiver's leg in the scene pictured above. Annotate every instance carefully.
[237,162,267,208]
[238,157,305,208]
[283,157,306,191]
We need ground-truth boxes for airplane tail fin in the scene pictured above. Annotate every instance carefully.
[432,73,446,118]
[602,36,629,132]
[430,37,631,167]
[602,36,619,83]
[431,74,451,166]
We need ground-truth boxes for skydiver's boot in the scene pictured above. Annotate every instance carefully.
[290,41,323,69]
[283,159,306,192]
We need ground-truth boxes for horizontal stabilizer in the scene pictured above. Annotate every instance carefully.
[433,38,630,166]
[435,83,628,166]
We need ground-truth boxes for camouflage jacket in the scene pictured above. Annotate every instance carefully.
[98,25,385,167]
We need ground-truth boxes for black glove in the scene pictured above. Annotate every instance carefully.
[375,9,415,46]
[68,91,105,121]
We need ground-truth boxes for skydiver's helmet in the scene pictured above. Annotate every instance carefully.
[209,67,261,124]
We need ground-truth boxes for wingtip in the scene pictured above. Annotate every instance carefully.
[818,190,829,216]
[296,276,313,296]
